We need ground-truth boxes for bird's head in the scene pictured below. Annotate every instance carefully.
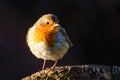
[33,14,60,46]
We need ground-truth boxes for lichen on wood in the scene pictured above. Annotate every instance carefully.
[22,65,120,80]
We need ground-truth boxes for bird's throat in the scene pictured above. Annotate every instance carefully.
[33,26,58,47]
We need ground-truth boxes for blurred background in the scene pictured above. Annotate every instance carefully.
[0,0,120,79]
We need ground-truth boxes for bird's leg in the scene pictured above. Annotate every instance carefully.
[42,59,46,70]
[50,61,58,69]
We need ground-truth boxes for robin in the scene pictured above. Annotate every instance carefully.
[26,14,73,70]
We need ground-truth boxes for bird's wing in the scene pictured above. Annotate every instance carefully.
[60,26,73,47]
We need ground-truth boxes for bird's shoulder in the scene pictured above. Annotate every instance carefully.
[59,26,73,47]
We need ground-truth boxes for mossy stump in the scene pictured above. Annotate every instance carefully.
[22,65,120,80]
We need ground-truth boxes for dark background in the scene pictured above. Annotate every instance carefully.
[0,0,120,79]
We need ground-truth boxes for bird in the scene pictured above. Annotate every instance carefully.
[26,14,73,70]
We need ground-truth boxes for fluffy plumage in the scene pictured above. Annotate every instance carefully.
[26,14,73,69]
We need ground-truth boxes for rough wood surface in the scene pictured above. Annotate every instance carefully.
[22,65,120,80]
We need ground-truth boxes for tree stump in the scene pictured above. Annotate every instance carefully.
[22,65,120,80]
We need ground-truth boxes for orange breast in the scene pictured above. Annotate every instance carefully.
[33,25,59,47]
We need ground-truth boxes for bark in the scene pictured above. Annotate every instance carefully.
[22,65,120,80]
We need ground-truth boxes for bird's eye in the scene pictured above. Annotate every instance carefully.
[46,21,49,24]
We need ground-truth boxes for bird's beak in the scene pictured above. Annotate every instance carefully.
[54,24,60,27]
[53,24,60,32]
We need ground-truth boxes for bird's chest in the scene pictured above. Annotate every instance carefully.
[30,32,69,60]
[34,32,65,53]
[33,27,57,47]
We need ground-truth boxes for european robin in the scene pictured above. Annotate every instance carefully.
[26,14,73,70]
